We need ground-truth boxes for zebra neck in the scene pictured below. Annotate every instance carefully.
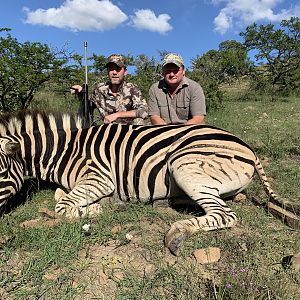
[20,129,71,180]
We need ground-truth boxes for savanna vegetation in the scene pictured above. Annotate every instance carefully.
[0,17,299,299]
[1,17,299,112]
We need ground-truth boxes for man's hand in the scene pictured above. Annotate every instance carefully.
[104,113,120,124]
[184,115,205,125]
[150,115,167,125]
[104,111,137,124]
[70,85,83,94]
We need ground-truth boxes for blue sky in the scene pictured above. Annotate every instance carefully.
[1,0,299,69]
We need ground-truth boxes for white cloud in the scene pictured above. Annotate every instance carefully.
[213,0,300,34]
[130,9,172,34]
[23,0,128,31]
[214,11,232,34]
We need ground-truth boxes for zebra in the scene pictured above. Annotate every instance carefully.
[0,110,284,255]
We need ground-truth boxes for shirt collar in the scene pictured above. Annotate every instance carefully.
[160,77,189,93]
[106,80,125,93]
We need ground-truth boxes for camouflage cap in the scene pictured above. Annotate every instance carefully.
[106,54,126,68]
[162,53,184,68]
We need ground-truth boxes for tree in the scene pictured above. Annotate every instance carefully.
[91,53,107,78]
[0,29,70,111]
[190,40,250,109]
[240,17,300,96]
[191,41,250,83]
[218,40,251,81]
[126,54,161,99]
[190,50,223,109]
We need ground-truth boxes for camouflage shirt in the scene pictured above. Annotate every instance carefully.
[90,81,148,125]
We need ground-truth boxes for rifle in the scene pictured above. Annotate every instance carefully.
[81,41,92,127]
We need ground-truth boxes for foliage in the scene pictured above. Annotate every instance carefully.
[189,40,250,109]
[240,17,300,98]
[191,41,250,83]
[0,29,77,111]
[127,54,161,99]
[90,53,107,77]
[1,17,299,113]
[218,40,251,81]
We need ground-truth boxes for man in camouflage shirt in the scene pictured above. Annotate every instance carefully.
[72,54,148,125]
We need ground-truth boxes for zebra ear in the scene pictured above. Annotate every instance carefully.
[4,141,21,155]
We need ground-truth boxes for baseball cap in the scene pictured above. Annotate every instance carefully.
[162,53,184,68]
[106,54,126,68]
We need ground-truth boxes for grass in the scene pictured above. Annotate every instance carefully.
[0,95,300,299]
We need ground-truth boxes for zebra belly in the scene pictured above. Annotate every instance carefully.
[119,167,183,203]
[168,151,256,200]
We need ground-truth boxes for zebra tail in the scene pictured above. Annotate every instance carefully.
[254,156,300,217]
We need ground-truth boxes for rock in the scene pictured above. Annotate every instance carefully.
[125,233,133,241]
[111,225,122,234]
[268,202,300,229]
[78,248,88,259]
[164,251,178,266]
[38,207,58,219]
[193,247,221,264]
[20,218,61,229]
[82,223,91,232]
[239,242,248,252]
[0,287,10,300]
[43,219,61,227]
[282,252,300,271]
[43,269,62,281]
[144,264,156,275]
[233,193,247,202]
[113,271,125,281]
[20,219,41,229]
[98,270,109,284]
[291,252,300,272]
[0,234,13,245]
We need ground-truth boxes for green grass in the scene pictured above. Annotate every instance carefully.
[0,95,300,299]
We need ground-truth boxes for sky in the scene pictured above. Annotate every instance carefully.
[1,0,299,69]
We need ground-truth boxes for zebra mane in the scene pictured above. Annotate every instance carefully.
[0,110,83,137]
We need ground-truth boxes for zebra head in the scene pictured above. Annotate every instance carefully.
[0,139,24,207]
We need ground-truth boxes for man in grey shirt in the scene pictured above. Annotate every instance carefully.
[148,53,206,125]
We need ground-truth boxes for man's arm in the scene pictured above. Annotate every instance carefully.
[104,83,148,124]
[150,115,167,125]
[71,84,95,124]
[104,110,137,124]
[186,81,206,125]
[131,85,148,120]
[185,115,205,125]
[148,84,166,125]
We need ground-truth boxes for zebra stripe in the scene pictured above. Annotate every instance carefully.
[0,111,284,254]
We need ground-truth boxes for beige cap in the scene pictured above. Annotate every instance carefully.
[162,53,184,67]
[106,54,126,68]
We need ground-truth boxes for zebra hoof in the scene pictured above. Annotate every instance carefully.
[54,188,67,202]
[165,227,188,256]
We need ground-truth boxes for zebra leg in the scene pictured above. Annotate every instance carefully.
[165,172,237,255]
[54,175,115,218]
[54,187,68,202]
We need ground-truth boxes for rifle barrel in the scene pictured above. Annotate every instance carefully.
[83,41,91,127]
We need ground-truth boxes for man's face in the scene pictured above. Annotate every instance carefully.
[162,63,185,86]
[107,63,127,85]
